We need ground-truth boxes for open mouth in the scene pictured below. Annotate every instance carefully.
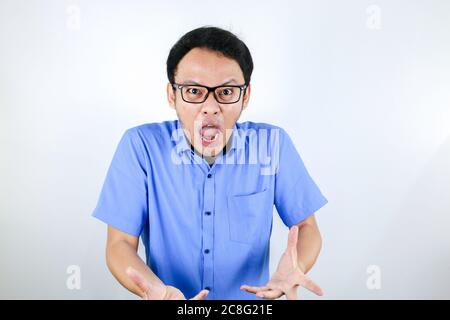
[199,124,222,146]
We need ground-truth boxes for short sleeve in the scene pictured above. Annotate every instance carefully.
[274,128,328,227]
[92,128,149,237]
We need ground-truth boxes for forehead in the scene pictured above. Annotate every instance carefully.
[175,47,244,85]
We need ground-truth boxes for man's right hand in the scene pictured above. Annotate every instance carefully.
[126,267,209,300]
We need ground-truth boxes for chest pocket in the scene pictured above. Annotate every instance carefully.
[227,188,272,245]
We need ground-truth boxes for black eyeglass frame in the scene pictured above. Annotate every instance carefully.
[171,83,248,104]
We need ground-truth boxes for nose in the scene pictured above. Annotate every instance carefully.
[201,92,220,115]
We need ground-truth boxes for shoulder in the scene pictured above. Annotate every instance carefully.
[236,121,290,141]
[124,120,178,142]
[117,120,179,158]
[127,120,176,136]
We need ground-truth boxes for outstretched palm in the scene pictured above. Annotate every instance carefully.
[241,226,323,300]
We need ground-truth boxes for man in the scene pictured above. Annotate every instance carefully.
[92,26,328,300]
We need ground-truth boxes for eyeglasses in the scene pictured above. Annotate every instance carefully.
[172,83,247,104]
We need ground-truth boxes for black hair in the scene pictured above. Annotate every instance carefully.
[166,26,253,85]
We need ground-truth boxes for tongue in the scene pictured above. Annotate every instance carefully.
[201,127,219,139]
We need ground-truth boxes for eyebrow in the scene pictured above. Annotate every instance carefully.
[181,78,240,86]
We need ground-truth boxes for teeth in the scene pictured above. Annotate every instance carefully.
[202,133,218,142]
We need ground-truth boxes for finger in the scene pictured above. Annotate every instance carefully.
[190,289,209,300]
[301,277,324,296]
[287,226,299,251]
[126,267,152,297]
[240,285,270,294]
[256,289,284,299]
[285,287,298,300]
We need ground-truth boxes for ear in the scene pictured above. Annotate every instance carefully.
[167,82,176,109]
[241,83,251,110]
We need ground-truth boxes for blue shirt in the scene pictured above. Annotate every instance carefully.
[92,120,328,299]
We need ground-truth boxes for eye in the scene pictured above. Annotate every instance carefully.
[187,88,201,95]
[219,88,233,96]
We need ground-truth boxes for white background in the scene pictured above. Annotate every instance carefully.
[1,0,449,299]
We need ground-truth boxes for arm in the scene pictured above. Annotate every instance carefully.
[106,225,209,300]
[295,214,322,274]
[106,225,164,298]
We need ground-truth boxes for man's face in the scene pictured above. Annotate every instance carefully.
[167,47,251,157]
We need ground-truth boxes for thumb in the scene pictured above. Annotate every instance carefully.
[190,289,209,300]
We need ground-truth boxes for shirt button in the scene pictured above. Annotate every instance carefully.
[205,211,211,216]
[207,173,212,178]
[204,249,210,254]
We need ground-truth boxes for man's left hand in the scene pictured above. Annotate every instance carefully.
[240,226,323,300]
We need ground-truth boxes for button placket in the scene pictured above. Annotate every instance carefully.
[202,170,215,297]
